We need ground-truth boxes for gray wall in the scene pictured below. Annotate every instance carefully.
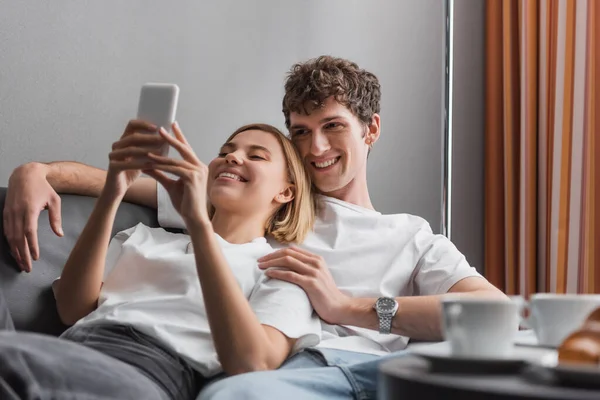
[0,0,445,228]
[451,0,486,273]
[0,1,484,270]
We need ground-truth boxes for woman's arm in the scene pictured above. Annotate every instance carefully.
[54,190,123,325]
[54,120,159,325]
[187,220,295,375]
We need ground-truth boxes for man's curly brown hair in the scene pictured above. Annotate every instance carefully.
[282,55,381,130]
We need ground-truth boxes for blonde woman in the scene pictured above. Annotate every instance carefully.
[0,121,319,400]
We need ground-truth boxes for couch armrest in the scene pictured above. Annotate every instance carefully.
[0,186,160,335]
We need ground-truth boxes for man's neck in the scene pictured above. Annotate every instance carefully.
[323,175,374,210]
[210,211,266,244]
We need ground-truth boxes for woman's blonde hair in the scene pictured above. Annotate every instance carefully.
[210,123,315,243]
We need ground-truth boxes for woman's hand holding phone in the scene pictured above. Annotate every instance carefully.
[103,82,180,199]
[104,119,165,199]
[143,122,211,227]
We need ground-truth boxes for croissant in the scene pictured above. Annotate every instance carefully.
[557,307,600,365]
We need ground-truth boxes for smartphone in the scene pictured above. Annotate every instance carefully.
[136,83,180,155]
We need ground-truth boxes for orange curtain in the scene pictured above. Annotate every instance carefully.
[485,0,599,295]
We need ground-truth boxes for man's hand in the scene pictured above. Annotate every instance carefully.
[258,247,350,325]
[3,163,64,272]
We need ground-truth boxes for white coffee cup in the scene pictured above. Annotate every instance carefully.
[441,297,520,358]
[513,293,600,347]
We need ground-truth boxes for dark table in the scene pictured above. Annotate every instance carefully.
[378,354,600,400]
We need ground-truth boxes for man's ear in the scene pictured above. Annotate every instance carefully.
[365,114,381,146]
[275,184,295,205]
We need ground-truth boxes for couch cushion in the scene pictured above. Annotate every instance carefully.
[0,187,160,336]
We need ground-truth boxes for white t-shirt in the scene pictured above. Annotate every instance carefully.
[158,187,482,356]
[54,223,320,377]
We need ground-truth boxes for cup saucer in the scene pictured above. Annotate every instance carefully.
[410,341,555,373]
[533,352,600,388]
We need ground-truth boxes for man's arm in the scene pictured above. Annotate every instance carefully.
[41,161,157,207]
[3,161,156,272]
[258,246,508,342]
[335,277,507,341]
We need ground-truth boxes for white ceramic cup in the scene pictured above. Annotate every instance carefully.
[441,297,520,358]
[512,293,600,347]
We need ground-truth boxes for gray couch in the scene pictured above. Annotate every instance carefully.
[0,186,161,335]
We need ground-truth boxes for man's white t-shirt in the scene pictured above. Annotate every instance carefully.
[55,223,320,377]
[158,187,482,356]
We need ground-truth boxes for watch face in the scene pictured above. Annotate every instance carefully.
[377,298,397,313]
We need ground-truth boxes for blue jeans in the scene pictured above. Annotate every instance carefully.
[198,348,407,400]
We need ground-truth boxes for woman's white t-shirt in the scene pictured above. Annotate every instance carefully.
[56,223,321,377]
[158,188,483,356]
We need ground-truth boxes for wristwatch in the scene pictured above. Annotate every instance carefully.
[373,297,399,334]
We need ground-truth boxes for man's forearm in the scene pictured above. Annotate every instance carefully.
[339,290,507,341]
[43,161,108,197]
[25,161,157,209]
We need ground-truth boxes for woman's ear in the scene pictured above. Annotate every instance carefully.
[275,184,295,205]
